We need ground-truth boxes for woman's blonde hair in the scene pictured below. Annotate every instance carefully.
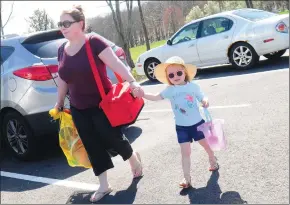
[62,5,85,31]
[165,64,190,85]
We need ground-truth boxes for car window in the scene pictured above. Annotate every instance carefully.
[233,10,278,22]
[200,17,233,38]
[22,33,115,59]
[0,46,15,65]
[172,22,200,45]
[22,38,68,59]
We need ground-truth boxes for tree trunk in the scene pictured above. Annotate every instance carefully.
[44,14,48,30]
[245,0,254,8]
[137,0,150,51]
[129,33,135,48]
[218,1,223,11]
[106,0,135,68]
[140,29,145,45]
[170,7,177,34]
[0,15,4,37]
[160,25,165,40]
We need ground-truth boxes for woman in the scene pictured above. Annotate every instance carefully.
[55,5,144,202]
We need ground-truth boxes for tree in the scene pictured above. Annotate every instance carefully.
[137,0,150,51]
[186,6,205,23]
[245,0,254,8]
[204,1,220,16]
[0,1,14,38]
[27,9,56,32]
[106,0,135,68]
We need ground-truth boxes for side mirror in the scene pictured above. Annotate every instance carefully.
[167,39,172,46]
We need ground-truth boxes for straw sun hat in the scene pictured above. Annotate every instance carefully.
[154,56,197,84]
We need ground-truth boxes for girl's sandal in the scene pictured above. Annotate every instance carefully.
[179,178,192,189]
[209,156,219,171]
[90,187,113,203]
[132,152,143,179]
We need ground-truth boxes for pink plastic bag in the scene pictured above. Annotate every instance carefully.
[197,108,226,151]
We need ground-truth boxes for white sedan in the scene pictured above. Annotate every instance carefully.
[135,8,289,81]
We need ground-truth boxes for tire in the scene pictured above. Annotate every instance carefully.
[2,111,38,161]
[263,49,287,60]
[144,58,161,82]
[229,42,259,70]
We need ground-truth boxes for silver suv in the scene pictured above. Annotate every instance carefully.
[0,29,130,160]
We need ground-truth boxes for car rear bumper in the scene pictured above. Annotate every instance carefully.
[253,33,289,56]
[135,63,145,75]
[25,111,58,136]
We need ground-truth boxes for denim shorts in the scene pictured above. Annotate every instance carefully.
[175,120,205,143]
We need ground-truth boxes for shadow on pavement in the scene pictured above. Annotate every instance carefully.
[123,125,143,144]
[0,125,143,193]
[140,56,289,86]
[65,177,143,204]
[180,171,248,204]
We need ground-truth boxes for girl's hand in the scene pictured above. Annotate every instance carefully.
[130,81,144,98]
[201,98,209,108]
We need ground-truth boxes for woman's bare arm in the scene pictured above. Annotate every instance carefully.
[55,76,68,108]
[98,47,136,83]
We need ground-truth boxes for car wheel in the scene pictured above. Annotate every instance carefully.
[144,58,161,81]
[2,111,37,160]
[263,49,287,60]
[229,42,259,70]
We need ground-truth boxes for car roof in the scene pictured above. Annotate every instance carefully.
[1,29,116,47]
[185,8,261,26]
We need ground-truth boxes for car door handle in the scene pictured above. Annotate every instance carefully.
[188,43,195,47]
[223,35,229,39]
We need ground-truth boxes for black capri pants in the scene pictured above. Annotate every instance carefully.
[70,105,133,176]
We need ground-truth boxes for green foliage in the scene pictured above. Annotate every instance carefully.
[185,6,205,23]
[204,1,221,16]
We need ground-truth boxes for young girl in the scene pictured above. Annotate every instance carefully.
[141,56,219,188]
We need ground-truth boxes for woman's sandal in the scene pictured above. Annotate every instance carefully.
[179,178,192,189]
[209,156,219,171]
[132,152,143,179]
[90,187,113,203]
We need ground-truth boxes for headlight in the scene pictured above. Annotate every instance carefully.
[137,57,141,63]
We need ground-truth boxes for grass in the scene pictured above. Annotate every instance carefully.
[129,39,167,82]
[279,10,289,14]
[130,40,167,63]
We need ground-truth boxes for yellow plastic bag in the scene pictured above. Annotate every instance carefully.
[49,108,92,169]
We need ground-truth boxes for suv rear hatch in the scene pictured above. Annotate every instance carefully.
[20,30,67,87]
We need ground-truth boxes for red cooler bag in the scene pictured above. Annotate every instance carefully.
[85,37,144,127]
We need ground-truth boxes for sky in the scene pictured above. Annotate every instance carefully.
[1,1,137,35]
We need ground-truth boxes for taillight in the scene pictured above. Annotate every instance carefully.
[276,22,288,33]
[13,65,58,81]
[115,48,126,60]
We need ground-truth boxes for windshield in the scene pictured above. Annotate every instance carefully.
[233,9,278,21]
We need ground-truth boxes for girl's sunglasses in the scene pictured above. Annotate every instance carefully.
[57,20,79,28]
[168,71,184,79]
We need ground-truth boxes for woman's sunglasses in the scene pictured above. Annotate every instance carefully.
[168,71,184,79]
[57,20,79,28]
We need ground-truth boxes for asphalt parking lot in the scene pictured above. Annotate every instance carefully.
[1,53,289,204]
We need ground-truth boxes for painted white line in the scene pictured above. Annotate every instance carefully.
[1,171,99,191]
[142,103,251,113]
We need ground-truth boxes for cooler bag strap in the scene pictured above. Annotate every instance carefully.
[85,36,123,100]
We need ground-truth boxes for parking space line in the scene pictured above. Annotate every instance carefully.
[1,171,99,191]
[142,103,251,113]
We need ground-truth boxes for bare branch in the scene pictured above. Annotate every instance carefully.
[3,1,15,28]
[106,0,122,37]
